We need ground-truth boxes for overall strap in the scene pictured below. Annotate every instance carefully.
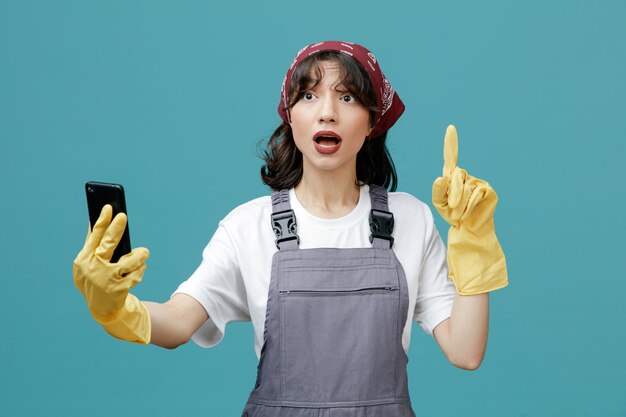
[368,184,395,249]
[270,189,300,251]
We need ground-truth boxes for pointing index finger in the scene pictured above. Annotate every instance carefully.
[443,124,459,178]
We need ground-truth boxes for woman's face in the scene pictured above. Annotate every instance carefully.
[290,60,373,178]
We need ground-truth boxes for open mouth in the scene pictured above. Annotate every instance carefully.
[314,136,341,146]
[313,132,342,154]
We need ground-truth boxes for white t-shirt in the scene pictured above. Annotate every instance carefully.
[172,185,455,360]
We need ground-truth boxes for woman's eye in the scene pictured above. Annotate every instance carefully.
[303,92,314,101]
[341,94,356,103]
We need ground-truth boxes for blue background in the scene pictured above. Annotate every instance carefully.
[1,1,625,416]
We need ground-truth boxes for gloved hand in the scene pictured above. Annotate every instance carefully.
[432,125,508,295]
[73,204,151,344]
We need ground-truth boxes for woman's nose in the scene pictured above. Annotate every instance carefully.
[318,96,337,123]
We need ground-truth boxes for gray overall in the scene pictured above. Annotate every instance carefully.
[241,184,416,417]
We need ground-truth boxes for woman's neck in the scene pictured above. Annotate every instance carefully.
[294,171,361,219]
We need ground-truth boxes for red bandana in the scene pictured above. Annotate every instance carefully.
[278,41,405,138]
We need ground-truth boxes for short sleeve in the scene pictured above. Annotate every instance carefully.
[413,212,456,336]
[171,221,250,348]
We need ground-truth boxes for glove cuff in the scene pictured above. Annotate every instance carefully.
[450,256,509,295]
[91,294,151,344]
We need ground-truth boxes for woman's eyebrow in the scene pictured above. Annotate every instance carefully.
[332,82,351,92]
[303,80,350,93]
[298,79,319,92]
[305,79,321,89]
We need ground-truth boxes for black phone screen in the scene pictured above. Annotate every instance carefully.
[85,181,131,263]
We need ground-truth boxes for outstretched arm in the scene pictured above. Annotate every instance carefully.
[73,205,208,348]
[143,294,208,349]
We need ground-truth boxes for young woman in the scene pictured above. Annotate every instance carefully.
[73,40,508,417]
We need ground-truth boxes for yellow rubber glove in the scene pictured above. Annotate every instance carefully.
[432,125,508,295]
[73,204,151,344]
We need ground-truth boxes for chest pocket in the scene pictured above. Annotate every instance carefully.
[278,262,401,403]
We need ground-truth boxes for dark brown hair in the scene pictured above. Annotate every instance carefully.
[259,50,398,191]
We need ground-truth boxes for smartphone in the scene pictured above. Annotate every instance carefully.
[85,181,131,263]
